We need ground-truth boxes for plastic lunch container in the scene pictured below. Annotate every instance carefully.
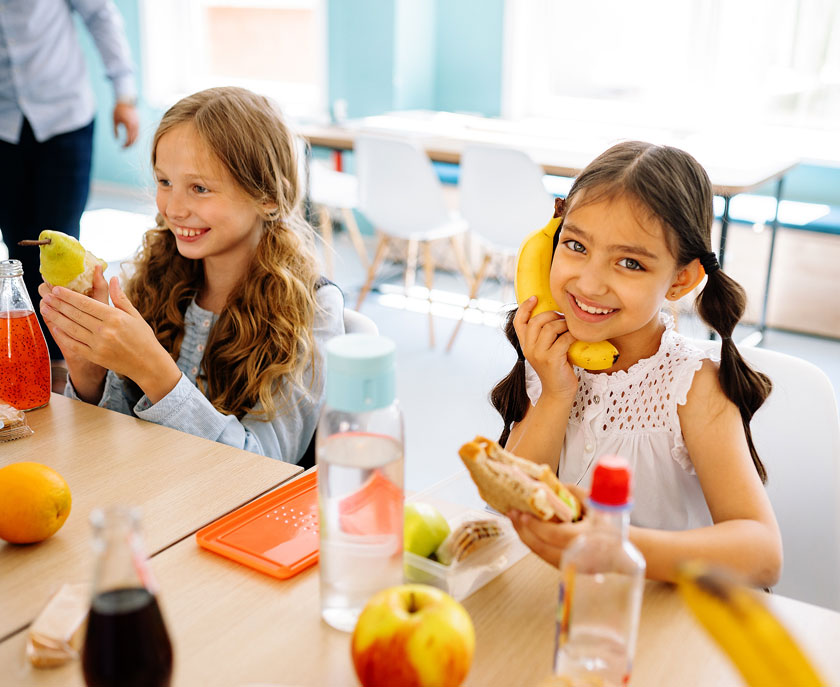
[403,469,528,601]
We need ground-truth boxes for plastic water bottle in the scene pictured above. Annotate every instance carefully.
[554,455,645,687]
[317,334,404,632]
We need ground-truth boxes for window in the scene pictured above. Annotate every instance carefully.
[141,0,326,118]
[503,0,840,136]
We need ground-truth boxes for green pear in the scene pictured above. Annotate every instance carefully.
[404,502,451,558]
[37,230,107,294]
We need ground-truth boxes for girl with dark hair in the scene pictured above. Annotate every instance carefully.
[493,141,781,586]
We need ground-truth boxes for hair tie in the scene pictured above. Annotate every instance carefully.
[700,251,720,275]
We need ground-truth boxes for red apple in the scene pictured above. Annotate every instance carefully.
[351,583,475,687]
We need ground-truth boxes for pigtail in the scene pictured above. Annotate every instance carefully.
[489,309,531,446]
[695,268,773,483]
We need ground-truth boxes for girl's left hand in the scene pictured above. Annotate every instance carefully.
[508,484,589,567]
[41,278,181,399]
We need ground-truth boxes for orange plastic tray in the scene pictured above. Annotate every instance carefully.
[196,471,319,579]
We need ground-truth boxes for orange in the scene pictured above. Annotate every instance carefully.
[0,462,72,544]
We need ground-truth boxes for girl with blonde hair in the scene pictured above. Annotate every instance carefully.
[39,86,344,463]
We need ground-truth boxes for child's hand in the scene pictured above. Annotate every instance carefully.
[38,277,108,399]
[40,278,182,402]
[514,295,579,400]
[508,483,589,567]
[508,511,586,568]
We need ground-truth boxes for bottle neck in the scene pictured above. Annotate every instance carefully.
[90,507,155,595]
[0,260,35,313]
[588,502,631,538]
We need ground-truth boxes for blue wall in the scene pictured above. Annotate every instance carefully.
[83,0,840,211]
[434,0,504,116]
[77,0,159,191]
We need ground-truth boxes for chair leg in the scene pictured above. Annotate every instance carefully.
[446,251,492,352]
[422,242,435,348]
[405,238,419,294]
[317,205,334,279]
[449,234,475,292]
[356,235,389,310]
[340,207,369,270]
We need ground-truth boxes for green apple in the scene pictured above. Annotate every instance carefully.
[404,502,450,558]
[352,584,475,687]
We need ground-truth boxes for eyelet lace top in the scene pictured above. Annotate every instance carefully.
[524,311,719,530]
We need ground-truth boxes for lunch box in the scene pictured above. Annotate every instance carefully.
[403,469,528,601]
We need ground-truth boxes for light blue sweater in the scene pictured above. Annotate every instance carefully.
[66,283,345,463]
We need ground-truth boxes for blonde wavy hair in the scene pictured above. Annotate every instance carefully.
[126,86,321,420]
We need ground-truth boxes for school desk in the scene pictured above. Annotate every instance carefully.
[298,111,798,342]
[0,393,301,641]
[2,473,838,686]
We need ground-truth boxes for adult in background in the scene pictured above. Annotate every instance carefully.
[0,0,140,367]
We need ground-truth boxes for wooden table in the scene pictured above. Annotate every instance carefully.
[3,502,838,686]
[0,394,301,641]
[298,112,799,341]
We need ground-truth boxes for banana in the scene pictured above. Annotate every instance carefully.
[513,214,619,370]
[676,563,826,687]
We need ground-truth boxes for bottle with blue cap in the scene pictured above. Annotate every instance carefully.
[317,333,404,632]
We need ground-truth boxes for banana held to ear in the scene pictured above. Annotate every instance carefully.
[514,214,619,370]
[676,563,825,687]
[19,230,107,295]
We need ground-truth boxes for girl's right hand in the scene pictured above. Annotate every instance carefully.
[38,266,109,401]
[513,295,579,401]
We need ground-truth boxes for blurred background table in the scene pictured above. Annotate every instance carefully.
[3,470,837,686]
[0,394,301,641]
[299,111,797,343]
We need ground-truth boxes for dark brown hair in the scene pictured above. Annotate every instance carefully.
[491,141,771,482]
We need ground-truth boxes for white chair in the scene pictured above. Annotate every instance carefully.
[447,143,555,351]
[354,135,473,348]
[297,138,369,278]
[343,308,378,335]
[693,340,840,610]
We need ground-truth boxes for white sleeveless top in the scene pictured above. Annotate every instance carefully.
[524,312,718,531]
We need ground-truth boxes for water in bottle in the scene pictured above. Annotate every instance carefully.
[554,455,645,687]
[82,506,173,687]
[317,334,404,632]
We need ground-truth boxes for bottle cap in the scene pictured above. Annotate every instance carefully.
[589,455,632,508]
[325,334,396,413]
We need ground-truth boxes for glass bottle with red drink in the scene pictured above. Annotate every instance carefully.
[0,259,50,410]
[82,506,174,687]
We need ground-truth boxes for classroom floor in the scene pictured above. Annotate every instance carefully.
[5,187,839,492]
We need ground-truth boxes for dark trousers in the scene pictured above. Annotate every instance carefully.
[0,118,95,360]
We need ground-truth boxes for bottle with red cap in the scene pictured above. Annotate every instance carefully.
[553,455,646,687]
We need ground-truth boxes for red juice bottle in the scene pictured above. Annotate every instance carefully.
[0,259,51,410]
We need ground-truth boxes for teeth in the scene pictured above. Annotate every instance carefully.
[575,297,614,315]
[176,227,205,237]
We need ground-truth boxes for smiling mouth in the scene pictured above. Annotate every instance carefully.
[174,226,209,238]
[572,295,617,315]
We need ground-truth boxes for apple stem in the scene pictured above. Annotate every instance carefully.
[18,239,52,246]
[408,591,418,614]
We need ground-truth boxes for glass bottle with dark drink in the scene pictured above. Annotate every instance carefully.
[82,506,173,687]
[0,259,50,410]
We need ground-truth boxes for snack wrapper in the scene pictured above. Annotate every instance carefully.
[26,583,89,668]
[0,400,34,442]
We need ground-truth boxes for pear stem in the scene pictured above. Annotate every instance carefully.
[18,239,52,246]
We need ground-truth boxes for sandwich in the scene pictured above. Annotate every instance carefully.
[458,436,581,522]
[434,519,504,566]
